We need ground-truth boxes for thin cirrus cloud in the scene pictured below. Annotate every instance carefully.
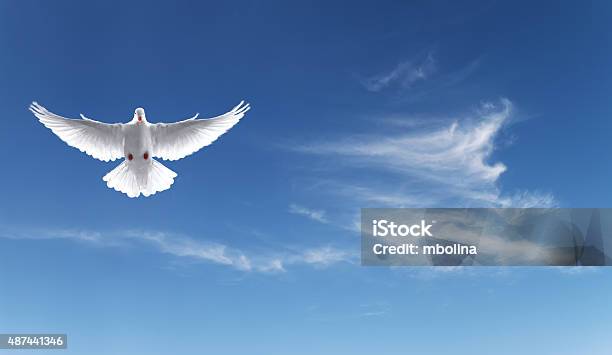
[295,98,555,208]
[0,226,355,273]
[289,203,328,223]
[361,53,436,92]
[359,53,482,104]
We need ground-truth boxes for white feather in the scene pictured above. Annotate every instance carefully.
[151,101,250,161]
[103,159,177,198]
[29,102,124,162]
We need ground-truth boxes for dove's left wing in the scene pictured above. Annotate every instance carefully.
[150,101,250,161]
[30,102,125,162]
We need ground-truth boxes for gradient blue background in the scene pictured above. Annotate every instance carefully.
[1,1,611,354]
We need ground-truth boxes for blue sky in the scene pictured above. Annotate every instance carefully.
[1,0,612,354]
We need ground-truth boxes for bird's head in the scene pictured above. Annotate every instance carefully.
[134,107,146,124]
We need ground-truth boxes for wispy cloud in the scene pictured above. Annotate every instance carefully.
[295,99,555,208]
[496,190,556,208]
[399,58,481,103]
[0,226,355,273]
[289,203,328,223]
[358,302,391,317]
[300,99,509,188]
[361,53,435,92]
[294,246,349,267]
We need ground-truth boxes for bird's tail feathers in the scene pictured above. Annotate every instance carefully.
[103,159,177,198]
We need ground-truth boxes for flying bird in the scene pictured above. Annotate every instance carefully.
[30,101,250,198]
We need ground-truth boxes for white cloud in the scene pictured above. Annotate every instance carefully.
[289,203,328,223]
[361,54,435,92]
[497,190,557,208]
[300,99,509,187]
[296,246,351,267]
[0,227,354,273]
[296,99,555,208]
[123,231,248,270]
[358,302,391,317]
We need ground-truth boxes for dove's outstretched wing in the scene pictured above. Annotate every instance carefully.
[30,102,125,162]
[150,101,250,161]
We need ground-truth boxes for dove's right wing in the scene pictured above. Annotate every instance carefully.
[150,101,250,161]
[30,102,125,162]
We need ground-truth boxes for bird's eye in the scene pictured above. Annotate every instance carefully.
[128,153,134,161]
[143,152,149,160]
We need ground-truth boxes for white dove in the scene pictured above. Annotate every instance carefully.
[30,101,250,198]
